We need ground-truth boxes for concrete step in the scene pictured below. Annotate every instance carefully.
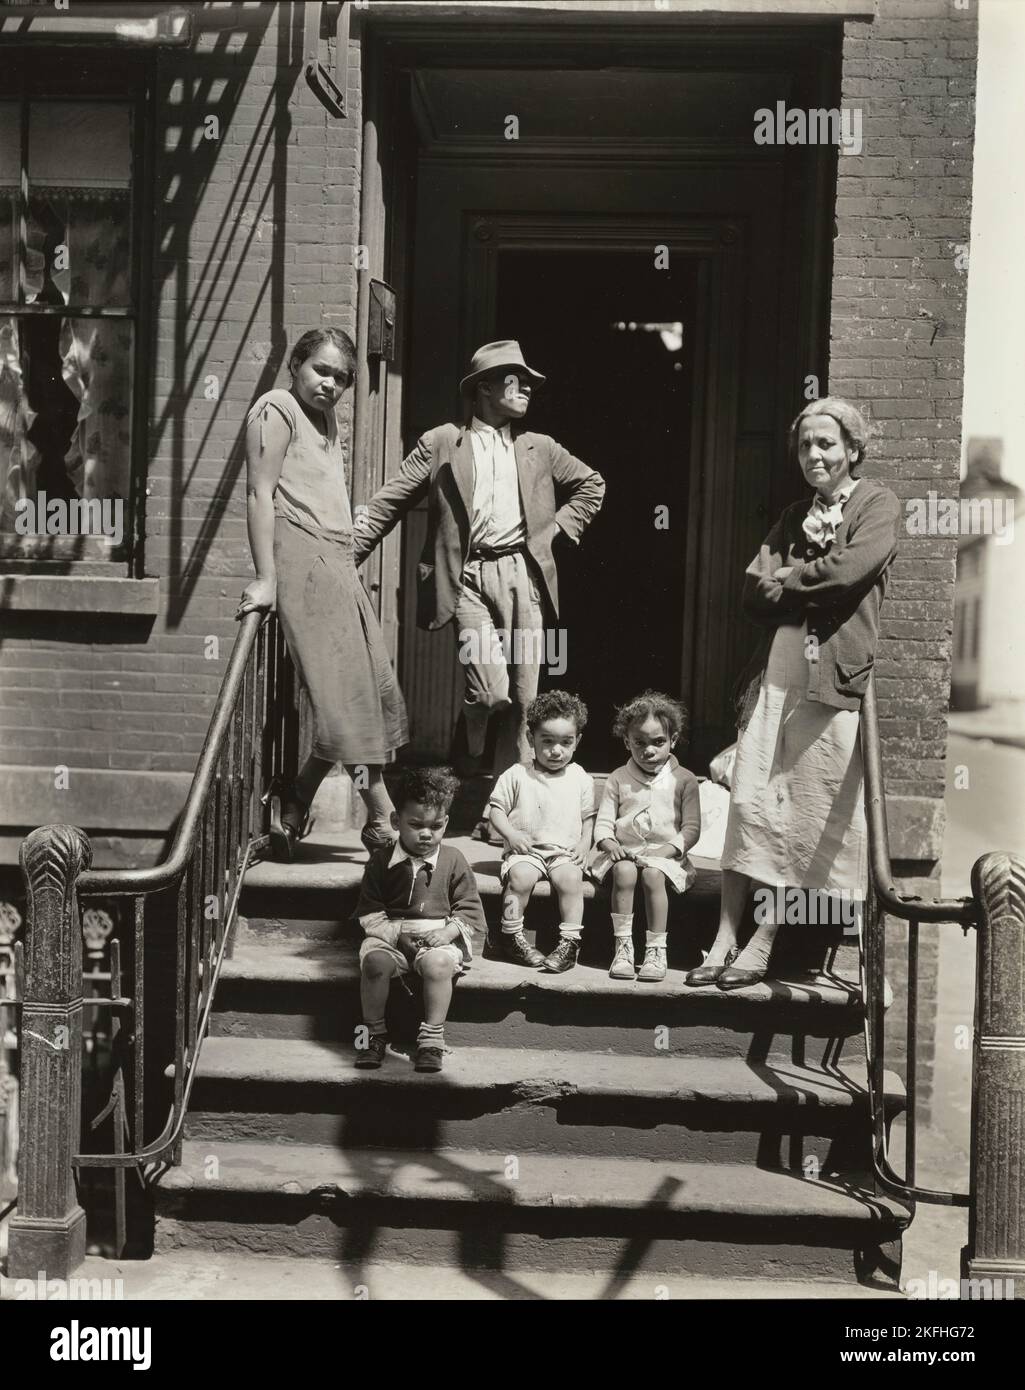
[180,1037,903,1165]
[154,1141,911,1284]
[212,939,865,1062]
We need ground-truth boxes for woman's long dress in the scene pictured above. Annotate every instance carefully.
[248,388,408,765]
[720,618,866,892]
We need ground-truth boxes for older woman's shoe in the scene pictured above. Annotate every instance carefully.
[716,964,768,991]
[685,945,738,987]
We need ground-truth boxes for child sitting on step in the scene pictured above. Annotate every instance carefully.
[590,691,701,983]
[488,690,596,974]
[354,766,485,1073]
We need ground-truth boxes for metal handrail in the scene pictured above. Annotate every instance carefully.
[859,674,977,1207]
[8,607,300,1271]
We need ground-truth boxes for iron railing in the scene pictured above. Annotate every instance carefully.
[6,610,298,1276]
[860,673,1025,1286]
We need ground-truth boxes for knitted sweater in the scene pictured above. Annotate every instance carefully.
[355,843,486,962]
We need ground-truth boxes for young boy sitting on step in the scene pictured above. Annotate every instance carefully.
[354,766,485,1073]
[488,690,596,973]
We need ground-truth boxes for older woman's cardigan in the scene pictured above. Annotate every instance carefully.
[736,477,902,725]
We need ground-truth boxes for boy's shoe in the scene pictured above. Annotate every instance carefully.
[414,1044,444,1073]
[609,938,636,980]
[637,946,667,982]
[542,937,580,973]
[354,1033,388,1069]
[499,931,546,968]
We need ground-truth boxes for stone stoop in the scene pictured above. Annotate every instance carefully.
[153,832,911,1292]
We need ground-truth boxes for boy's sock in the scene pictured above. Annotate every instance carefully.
[501,911,526,936]
[365,1017,387,1038]
[417,1021,445,1048]
[611,913,634,939]
[559,924,583,940]
[645,931,668,948]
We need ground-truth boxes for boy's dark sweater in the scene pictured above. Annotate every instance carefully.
[355,842,486,949]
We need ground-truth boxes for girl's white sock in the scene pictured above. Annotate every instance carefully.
[611,913,634,939]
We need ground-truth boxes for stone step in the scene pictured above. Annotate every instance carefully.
[212,939,865,1062]
[180,1038,903,1164]
[238,831,725,945]
[154,1141,910,1285]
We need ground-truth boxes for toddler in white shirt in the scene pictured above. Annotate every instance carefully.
[488,690,595,973]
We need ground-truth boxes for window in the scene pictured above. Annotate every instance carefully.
[0,71,144,564]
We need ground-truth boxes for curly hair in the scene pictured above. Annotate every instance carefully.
[526,689,588,734]
[288,327,357,385]
[393,765,460,815]
[613,690,688,743]
[789,396,872,475]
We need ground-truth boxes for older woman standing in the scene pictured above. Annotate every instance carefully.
[237,328,408,860]
[687,397,901,989]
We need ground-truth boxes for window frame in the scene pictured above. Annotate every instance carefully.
[0,51,154,576]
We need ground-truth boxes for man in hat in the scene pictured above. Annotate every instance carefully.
[353,339,605,779]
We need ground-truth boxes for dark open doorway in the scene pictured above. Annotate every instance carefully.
[496,248,698,770]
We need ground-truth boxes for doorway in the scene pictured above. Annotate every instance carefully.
[495,247,698,769]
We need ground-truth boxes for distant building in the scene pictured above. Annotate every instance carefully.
[951,440,1025,711]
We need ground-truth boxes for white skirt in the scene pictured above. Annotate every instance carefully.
[720,621,867,892]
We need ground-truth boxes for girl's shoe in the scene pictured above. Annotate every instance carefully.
[609,938,636,980]
[684,945,739,987]
[637,945,667,982]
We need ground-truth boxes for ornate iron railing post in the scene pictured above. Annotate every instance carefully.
[966,851,1025,1293]
[7,825,91,1280]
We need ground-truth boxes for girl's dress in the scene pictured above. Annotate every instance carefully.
[720,617,865,891]
[589,753,701,893]
[247,388,408,765]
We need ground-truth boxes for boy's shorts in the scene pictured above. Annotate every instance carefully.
[359,919,465,978]
[500,844,580,882]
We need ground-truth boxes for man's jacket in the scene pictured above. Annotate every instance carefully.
[353,423,605,630]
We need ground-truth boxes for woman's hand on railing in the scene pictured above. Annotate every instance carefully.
[236,576,277,618]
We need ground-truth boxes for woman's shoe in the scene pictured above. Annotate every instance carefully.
[360,824,395,856]
[262,778,312,862]
[684,945,738,987]
[716,963,768,991]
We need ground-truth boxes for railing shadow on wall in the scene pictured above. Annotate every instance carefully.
[5,610,298,1277]
[859,674,1025,1291]
[154,1,300,624]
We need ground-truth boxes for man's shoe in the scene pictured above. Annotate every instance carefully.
[609,938,636,980]
[637,946,667,982]
[414,1044,444,1073]
[499,931,546,968]
[354,1034,388,1069]
[716,965,768,991]
[542,937,580,973]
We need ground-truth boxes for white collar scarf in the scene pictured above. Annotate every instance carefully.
[802,477,860,548]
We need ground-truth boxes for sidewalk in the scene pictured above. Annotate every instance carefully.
[946,703,1025,749]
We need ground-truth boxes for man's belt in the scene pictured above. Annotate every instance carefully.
[468,543,527,561]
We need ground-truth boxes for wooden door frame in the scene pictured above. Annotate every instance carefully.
[463,212,743,737]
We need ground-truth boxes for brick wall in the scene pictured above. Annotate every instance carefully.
[830,0,977,868]
[0,4,365,863]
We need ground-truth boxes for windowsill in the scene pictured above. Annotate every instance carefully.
[0,572,159,615]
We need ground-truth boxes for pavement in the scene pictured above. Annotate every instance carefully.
[945,703,1025,749]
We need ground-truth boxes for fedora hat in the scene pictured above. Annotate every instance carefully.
[459,340,545,395]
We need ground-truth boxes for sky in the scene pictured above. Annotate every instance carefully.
[962,0,1025,484]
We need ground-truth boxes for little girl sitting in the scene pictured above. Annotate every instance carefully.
[590,691,701,982]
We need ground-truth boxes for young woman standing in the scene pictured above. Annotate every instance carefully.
[237,328,407,859]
